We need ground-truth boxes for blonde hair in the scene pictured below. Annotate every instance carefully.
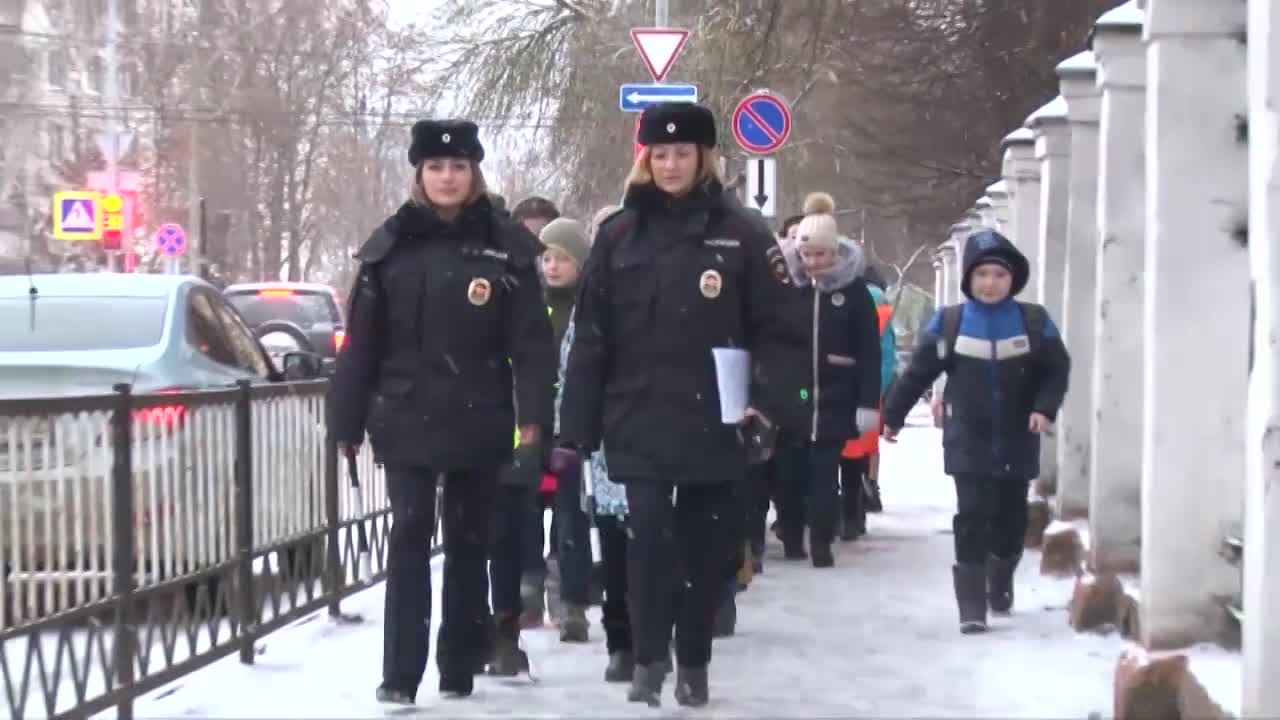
[624,145,722,194]
[409,160,489,208]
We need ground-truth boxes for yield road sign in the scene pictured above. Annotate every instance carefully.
[630,27,690,82]
[747,156,777,218]
[732,92,793,155]
[52,191,102,241]
[619,83,697,112]
[155,223,188,256]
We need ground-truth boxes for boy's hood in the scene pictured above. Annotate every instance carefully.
[782,234,866,292]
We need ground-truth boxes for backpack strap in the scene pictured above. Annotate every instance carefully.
[938,304,964,367]
[1017,302,1046,354]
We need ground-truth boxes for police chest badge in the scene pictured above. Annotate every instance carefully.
[467,277,492,306]
[831,292,845,307]
[699,269,723,299]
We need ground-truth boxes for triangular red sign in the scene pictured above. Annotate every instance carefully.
[630,28,690,83]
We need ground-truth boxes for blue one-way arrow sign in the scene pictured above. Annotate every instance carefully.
[619,83,698,112]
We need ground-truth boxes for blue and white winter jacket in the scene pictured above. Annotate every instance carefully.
[883,230,1071,479]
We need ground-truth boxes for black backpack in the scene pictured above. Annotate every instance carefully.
[937,302,1047,366]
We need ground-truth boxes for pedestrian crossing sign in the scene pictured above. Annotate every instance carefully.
[52,191,103,241]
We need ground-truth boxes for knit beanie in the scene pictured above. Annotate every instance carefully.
[539,217,590,269]
[795,192,839,252]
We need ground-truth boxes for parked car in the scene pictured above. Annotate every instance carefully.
[223,282,345,372]
[0,273,326,616]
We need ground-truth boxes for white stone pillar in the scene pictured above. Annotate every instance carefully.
[987,180,1011,235]
[1089,1,1146,574]
[1243,0,1280,712]
[1003,128,1042,298]
[1055,51,1101,520]
[938,241,958,307]
[950,222,973,300]
[1140,0,1248,650]
[932,252,948,400]
[976,196,996,228]
[1028,96,1071,496]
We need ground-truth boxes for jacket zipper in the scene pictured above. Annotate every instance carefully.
[811,287,821,442]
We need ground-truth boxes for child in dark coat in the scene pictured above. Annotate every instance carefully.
[882,229,1070,634]
[779,192,883,568]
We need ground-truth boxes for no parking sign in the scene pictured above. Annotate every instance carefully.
[155,223,187,256]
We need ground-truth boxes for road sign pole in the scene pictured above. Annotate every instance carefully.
[104,0,120,272]
[656,0,668,28]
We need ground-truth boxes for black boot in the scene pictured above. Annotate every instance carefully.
[439,670,473,698]
[811,542,834,568]
[863,474,883,513]
[712,582,737,638]
[840,486,864,542]
[627,662,666,707]
[375,685,415,706]
[674,665,709,707]
[987,553,1021,614]
[952,564,988,634]
[487,612,531,677]
[605,650,635,683]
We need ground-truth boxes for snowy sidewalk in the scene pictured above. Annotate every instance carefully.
[130,406,1121,718]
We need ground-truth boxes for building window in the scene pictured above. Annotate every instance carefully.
[85,54,105,94]
[46,48,68,89]
[45,123,65,163]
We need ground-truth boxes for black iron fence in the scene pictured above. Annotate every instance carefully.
[0,380,437,719]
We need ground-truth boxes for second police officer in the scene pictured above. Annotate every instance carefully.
[557,102,806,708]
[330,119,555,706]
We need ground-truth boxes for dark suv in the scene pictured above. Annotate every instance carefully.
[223,282,346,360]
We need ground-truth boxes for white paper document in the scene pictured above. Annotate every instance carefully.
[712,347,751,424]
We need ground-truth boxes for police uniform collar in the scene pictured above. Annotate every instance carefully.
[623,177,723,217]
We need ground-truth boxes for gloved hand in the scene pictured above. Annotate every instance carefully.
[855,407,881,435]
[548,446,582,482]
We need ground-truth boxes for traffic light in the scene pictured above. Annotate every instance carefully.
[100,193,124,250]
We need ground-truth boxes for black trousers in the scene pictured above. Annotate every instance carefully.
[489,484,529,615]
[623,479,733,668]
[596,514,632,654]
[839,456,868,527]
[778,442,841,546]
[745,458,775,555]
[382,466,495,693]
[952,474,1030,565]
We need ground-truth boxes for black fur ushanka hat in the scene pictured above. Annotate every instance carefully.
[637,102,717,147]
[408,119,485,165]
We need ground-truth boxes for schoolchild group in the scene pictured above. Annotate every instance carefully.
[329,101,1072,709]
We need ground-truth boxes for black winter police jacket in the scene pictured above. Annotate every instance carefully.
[558,180,808,485]
[330,197,556,471]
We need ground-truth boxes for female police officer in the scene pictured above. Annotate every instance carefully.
[330,119,555,706]
[556,102,805,708]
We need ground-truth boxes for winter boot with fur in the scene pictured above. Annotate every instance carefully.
[952,564,988,634]
[605,651,635,683]
[519,571,546,629]
[560,604,589,643]
[487,612,531,677]
[627,662,667,707]
[987,553,1021,614]
[674,665,710,707]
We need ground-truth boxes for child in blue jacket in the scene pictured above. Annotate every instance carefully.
[882,229,1070,634]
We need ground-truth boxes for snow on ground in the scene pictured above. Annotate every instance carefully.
[1186,643,1243,719]
[129,404,1123,718]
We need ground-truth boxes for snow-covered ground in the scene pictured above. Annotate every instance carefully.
[127,405,1124,718]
